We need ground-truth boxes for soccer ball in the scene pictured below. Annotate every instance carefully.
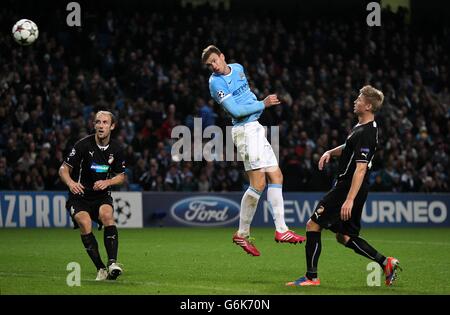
[12,19,39,46]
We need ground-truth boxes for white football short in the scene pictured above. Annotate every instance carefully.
[231,121,278,171]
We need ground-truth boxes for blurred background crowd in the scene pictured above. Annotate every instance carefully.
[0,0,449,192]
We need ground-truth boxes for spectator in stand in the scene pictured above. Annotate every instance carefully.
[0,4,448,193]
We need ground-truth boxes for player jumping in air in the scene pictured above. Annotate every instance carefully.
[202,45,305,256]
[286,85,401,287]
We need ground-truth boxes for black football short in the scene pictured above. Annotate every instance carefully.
[66,195,113,230]
[310,180,369,236]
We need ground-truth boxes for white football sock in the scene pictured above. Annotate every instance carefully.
[238,186,262,237]
[267,184,289,233]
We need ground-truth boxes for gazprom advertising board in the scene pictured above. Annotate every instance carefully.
[0,191,142,228]
[1,191,449,228]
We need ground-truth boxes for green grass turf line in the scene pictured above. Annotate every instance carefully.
[0,228,449,295]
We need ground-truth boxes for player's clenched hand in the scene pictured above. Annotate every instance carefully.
[318,151,331,170]
[93,180,110,191]
[69,181,84,195]
[340,199,353,221]
[263,94,281,107]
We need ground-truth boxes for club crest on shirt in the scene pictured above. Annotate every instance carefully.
[69,148,76,156]
[108,154,114,164]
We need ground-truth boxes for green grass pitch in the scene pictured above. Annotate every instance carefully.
[1,227,449,295]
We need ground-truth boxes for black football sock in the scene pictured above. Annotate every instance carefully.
[305,231,322,280]
[345,236,386,266]
[104,225,119,265]
[81,233,106,270]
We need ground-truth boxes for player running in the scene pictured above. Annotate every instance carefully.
[202,45,305,256]
[286,85,401,287]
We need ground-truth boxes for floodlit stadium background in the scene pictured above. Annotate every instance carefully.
[0,0,449,295]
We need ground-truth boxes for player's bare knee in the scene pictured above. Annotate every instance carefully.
[252,181,266,192]
[277,171,283,184]
[76,218,91,233]
[306,219,321,232]
[336,233,350,245]
[99,205,114,224]
[267,168,283,184]
[99,213,114,226]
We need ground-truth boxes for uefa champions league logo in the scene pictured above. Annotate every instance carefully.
[114,197,132,225]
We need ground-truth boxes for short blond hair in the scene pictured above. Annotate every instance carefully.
[95,110,116,125]
[360,85,384,112]
[201,45,222,64]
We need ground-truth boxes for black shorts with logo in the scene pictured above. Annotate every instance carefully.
[310,180,369,236]
[66,194,113,230]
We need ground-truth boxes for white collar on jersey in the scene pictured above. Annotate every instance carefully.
[224,65,233,77]
[97,144,109,151]
[355,120,375,128]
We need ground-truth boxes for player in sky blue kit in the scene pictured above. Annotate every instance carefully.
[202,45,305,256]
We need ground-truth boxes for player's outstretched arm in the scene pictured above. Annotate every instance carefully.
[221,96,265,118]
[219,91,282,119]
[318,144,345,170]
[263,94,281,108]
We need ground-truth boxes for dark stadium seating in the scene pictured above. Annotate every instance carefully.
[0,0,448,192]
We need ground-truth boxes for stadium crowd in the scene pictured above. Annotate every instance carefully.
[0,4,449,192]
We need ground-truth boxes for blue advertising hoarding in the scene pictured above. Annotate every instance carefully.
[1,191,449,228]
[0,191,72,228]
[142,192,450,228]
[0,191,143,228]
